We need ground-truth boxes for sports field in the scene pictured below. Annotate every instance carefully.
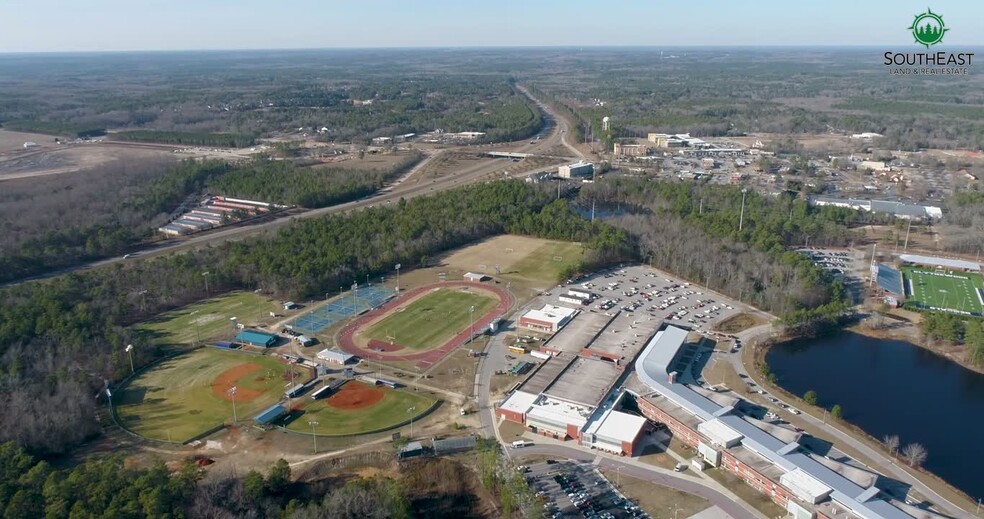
[114,348,293,442]
[903,267,984,314]
[364,288,498,350]
[287,381,436,436]
[134,291,281,346]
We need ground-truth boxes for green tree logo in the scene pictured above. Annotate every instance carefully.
[908,8,948,48]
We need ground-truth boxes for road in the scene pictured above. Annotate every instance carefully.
[729,325,974,519]
[4,84,580,288]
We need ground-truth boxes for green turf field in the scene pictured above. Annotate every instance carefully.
[365,288,498,350]
[509,241,584,283]
[134,291,281,346]
[114,348,290,442]
[287,383,436,436]
[903,267,984,314]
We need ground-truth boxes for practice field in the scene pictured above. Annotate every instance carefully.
[114,348,293,442]
[364,288,498,350]
[287,381,436,436]
[443,234,584,285]
[134,291,281,346]
[903,267,984,315]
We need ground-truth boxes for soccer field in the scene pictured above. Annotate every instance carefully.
[134,291,281,346]
[365,288,498,350]
[114,348,291,442]
[287,382,436,436]
[903,267,984,314]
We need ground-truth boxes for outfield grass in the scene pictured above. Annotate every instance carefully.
[508,241,584,283]
[365,288,497,350]
[287,384,436,436]
[134,291,281,346]
[114,348,289,442]
[903,267,984,314]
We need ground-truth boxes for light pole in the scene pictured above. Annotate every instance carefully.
[468,305,475,344]
[738,188,748,233]
[353,282,359,313]
[395,263,402,294]
[325,292,330,302]
[228,386,238,423]
[125,344,134,374]
[616,465,621,487]
[309,420,319,453]
[191,311,202,345]
[407,406,416,438]
[202,271,210,295]
[287,359,297,409]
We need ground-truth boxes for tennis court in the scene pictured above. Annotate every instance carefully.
[289,286,394,334]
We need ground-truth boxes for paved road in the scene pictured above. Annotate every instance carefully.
[729,326,974,519]
[3,85,577,288]
[512,443,758,519]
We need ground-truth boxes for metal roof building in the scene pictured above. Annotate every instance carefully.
[317,348,355,364]
[432,436,477,455]
[635,325,915,519]
[253,403,287,425]
[235,330,278,347]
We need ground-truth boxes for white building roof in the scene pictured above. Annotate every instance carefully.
[698,418,744,447]
[526,399,590,429]
[585,409,647,443]
[899,254,980,272]
[522,304,577,325]
[781,469,833,504]
[499,390,538,416]
[317,348,354,363]
[464,271,485,280]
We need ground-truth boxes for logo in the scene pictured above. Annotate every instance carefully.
[908,8,948,48]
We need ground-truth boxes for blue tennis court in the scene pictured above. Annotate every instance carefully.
[289,285,394,334]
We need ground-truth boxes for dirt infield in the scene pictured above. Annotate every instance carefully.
[212,363,264,402]
[337,281,513,369]
[325,381,384,410]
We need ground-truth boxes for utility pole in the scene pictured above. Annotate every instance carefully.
[202,271,210,295]
[309,420,319,453]
[738,189,748,232]
[903,219,912,251]
[125,344,134,374]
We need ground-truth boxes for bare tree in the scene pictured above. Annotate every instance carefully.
[882,434,900,458]
[901,443,928,467]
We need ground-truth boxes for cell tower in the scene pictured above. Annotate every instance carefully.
[602,116,611,132]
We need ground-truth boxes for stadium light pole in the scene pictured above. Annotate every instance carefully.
[407,406,416,438]
[202,271,210,296]
[309,420,319,453]
[125,344,134,374]
[395,263,402,294]
[738,188,748,233]
[468,305,476,345]
[228,386,238,423]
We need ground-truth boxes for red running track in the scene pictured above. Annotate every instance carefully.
[337,282,513,369]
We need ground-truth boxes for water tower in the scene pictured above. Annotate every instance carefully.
[602,116,611,132]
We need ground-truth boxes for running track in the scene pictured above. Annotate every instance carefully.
[337,282,513,368]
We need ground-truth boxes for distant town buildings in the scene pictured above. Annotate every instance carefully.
[558,161,594,179]
[809,196,942,220]
[613,143,650,156]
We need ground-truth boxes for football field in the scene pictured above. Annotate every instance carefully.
[364,288,498,350]
[903,267,984,315]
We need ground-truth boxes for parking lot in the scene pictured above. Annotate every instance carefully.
[523,460,649,519]
[797,248,865,302]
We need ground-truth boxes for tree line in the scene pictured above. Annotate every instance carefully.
[919,312,984,366]
[114,130,257,148]
[576,179,865,334]
[0,181,631,455]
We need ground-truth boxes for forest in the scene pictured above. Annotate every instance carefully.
[0,154,421,284]
[0,181,631,455]
[114,130,257,148]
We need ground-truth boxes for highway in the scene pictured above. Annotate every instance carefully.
[4,85,582,287]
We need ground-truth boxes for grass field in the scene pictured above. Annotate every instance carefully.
[365,288,498,350]
[442,235,584,286]
[287,382,436,436]
[134,291,281,346]
[903,267,984,314]
[115,348,290,442]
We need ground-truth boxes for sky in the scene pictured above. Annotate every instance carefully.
[0,0,982,52]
